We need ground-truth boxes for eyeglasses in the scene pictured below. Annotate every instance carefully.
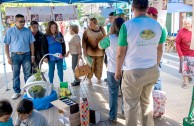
[17,20,25,23]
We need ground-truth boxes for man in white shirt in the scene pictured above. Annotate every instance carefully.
[115,0,165,125]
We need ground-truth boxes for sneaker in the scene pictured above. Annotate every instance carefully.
[87,79,92,84]
[71,81,80,86]
[109,118,117,124]
[118,112,125,119]
[189,77,192,83]
[182,83,188,89]
[12,93,21,100]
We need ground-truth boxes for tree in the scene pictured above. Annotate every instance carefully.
[74,3,84,20]
[89,13,106,26]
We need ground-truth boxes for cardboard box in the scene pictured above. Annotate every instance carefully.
[59,112,80,126]
[51,98,80,126]
[89,110,101,124]
[51,98,79,114]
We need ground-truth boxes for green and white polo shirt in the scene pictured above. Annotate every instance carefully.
[118,16,166,70]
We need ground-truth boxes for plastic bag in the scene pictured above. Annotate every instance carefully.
[63,58,67,70]
[84,55,93,67]
[80,97,89,126]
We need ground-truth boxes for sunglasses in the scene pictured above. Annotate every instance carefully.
[17,20,25,23]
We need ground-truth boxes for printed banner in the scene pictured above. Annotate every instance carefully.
[51,6,78,21]
[28,6,51,22]
[5,5,78,23]
[5,7,28,24]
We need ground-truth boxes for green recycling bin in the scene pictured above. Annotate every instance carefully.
[183,86,194,126]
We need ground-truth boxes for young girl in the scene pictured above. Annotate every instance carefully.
[66,25,82,86]
[99,17,125,124]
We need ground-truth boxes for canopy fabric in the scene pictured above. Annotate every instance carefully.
[70,0,128,3]
[0,0,69,3]
[0,0,128,3]
[167,3,193,13]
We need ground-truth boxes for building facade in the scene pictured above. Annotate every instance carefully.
[185,0,192,5]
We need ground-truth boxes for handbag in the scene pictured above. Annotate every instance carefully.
[80,97,89,126]
[75,58,91,78]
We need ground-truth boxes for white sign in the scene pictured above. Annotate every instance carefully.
[149,0,168,26]
[5,6,78,23]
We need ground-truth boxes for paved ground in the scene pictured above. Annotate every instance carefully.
[0,51,193,126]
[0,33,192,126]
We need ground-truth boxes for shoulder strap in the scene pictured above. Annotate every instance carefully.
[99,26,105,36]
[59,32,63,38]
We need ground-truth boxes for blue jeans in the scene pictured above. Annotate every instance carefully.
[154,63,162,90]
[107,71,120,120]
[48,60,63,84]
[11,52,31,93]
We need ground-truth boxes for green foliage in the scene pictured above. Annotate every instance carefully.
[89,13,106,26]
[1,3,67,13]
[33,68,42,81]
[29,85,45,93]
[74,3,84,20]
[42,22,48,28]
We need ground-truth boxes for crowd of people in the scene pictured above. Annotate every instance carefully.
[1,0,193,125]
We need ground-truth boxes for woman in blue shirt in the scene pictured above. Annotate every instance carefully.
[41,21,66,84]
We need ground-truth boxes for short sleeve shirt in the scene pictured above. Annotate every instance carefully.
[118,23,166,46]
[0,118,13,126]
[118,16,164,70]
[4,26,35,53]
[159,26,168,44]
[15,110,49,126]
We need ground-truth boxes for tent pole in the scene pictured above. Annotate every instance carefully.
[128,2,132,19]
[173,13,175,37]
[0,4,9,91]
[190,2,194,50]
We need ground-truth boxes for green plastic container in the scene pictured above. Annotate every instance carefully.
[60,82,68,88]
[183,86,194,126]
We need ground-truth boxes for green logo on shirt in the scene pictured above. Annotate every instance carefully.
[140,30,155,40]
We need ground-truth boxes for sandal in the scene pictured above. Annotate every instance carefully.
[189,77,192,83]
[182,82,188,89]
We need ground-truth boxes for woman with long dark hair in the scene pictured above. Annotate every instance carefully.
[99,17,125,124]
[41,21,66,84]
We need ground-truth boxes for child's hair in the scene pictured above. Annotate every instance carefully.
[0,99,13,117]
[17,99,33,114]
[111,17,125,36]
[69,25,79,34]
